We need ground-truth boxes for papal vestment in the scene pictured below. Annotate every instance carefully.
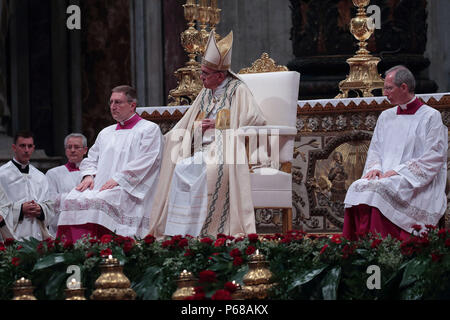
[344,99,448,235]
[57,114,163,239]
[148,77,266,238]
[0,161,54,240]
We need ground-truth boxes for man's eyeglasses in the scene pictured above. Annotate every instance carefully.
[109,99,134,106]
[65,145,84,150]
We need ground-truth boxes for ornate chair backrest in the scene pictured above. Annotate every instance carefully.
[238,53,300,128]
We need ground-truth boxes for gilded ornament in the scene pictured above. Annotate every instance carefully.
[336,0,384,98]
[238,53,288,74]
[172,270,198,300]
[12,277,37,300]
[91,256,136,300]
[237,250,277,299]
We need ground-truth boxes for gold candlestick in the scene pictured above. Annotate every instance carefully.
[91,255,136,300]
[336,0,384,98]
[12,278,37,300]
[172,270,198,300]
[238,250,276,299]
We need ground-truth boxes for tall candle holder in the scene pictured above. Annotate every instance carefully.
[336,0,384,98]
[168,0,222,106]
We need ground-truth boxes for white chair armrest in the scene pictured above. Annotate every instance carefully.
[238,125,297,136]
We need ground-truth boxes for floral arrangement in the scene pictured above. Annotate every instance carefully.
[1,225,449,300]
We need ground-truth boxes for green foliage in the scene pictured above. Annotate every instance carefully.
[1,227,450,300]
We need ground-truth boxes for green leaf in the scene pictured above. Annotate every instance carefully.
[399,259,429,288]
[288,265,328,292]
[32,253,66,271]
[45,271,68,300]
[321,266,341,300]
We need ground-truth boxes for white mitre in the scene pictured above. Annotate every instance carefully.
[202,30,240,79]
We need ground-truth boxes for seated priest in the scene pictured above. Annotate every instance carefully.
[56,85,163,242]
[46,133,88,237]
[343,65,448,240]
[148,30,267,239]
[0,131,54,240]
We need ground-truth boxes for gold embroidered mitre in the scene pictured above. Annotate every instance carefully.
[202,30,233,71]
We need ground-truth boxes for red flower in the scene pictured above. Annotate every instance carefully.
[5,238,14,246]
[248,233,259,243]
[11,257,20,266]
[200,237,213,245]
[411,224,422,232]
[438,229,447,239]
[211,289,232,300]
[184,249,193,257]
[217,233,227,239]
[198,270,217,283]
[370,239,382,249]
[445,238,450,247]
[229,248,241,258]
[425,224,437,230]
[123,241,134,253]
[224,281,238,293]
[100,248,112,257]
[214,238,226,247]
[144,234,155,245]
[330,234,342,244]
[0,244,5,252]
[162,239,174,248]
[320,244,328,255]
[431,252,443,262]
[178,238,189,248]
[89,238,99,245]
[100,234,113,244]
[86,251,95,258]
[245,245,256,256]
[233,257,244,266]
[63,240,73,250]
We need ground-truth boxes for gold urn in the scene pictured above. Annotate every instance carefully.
[90,256,136,300]
[238,250,276,299]
[12,277,37,300]
[172,270,198,300]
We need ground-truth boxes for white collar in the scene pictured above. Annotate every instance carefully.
[13,158,29,169]
[119,113,136,126]
[212,76,231,99]
[399,96,416,110]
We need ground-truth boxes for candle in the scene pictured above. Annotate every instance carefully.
[67,278,81,290]
[108,255,113,260]
[255,249,260,255]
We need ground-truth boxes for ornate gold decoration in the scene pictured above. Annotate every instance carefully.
[238,53,288,74]
[336,0,384,98]
[234,250,276,299]
[172,270,198,300]
[65,278,87,300]
[12,278,37,300]
[91,255,136,300]
[168,0,222,106]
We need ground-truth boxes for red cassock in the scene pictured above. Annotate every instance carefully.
[343,204,410,241]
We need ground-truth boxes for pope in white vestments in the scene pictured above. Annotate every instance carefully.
[0,132,54,240]
[148,31,266,238]
[57,86,163,241]
[343,66,448,240]
[46,133,88,237]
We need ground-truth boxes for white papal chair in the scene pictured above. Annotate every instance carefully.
[238,54,300,233]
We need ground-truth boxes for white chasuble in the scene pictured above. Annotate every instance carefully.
[149,77,266,238]
[0,162,54,240]
[57,119,163,238]
[46,164,82,237]
[344,104,448,233]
